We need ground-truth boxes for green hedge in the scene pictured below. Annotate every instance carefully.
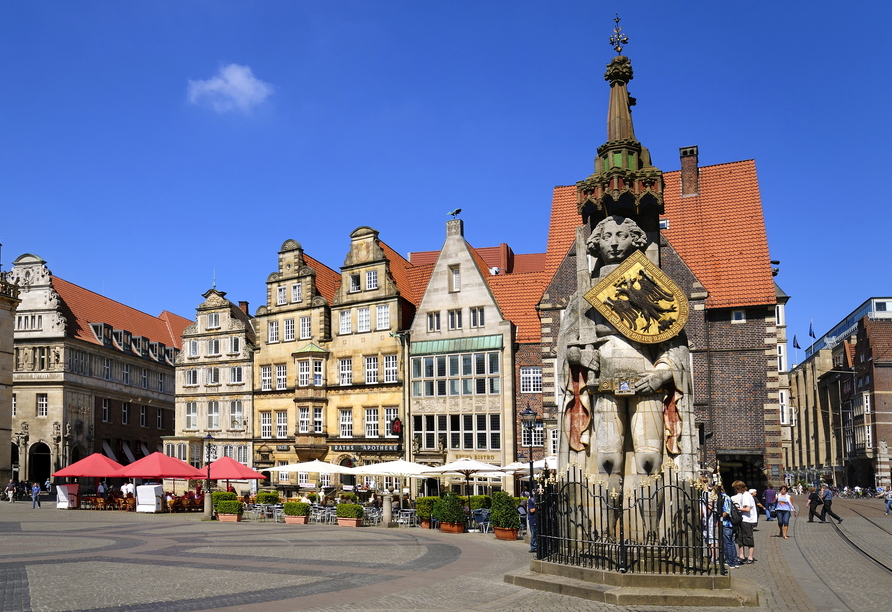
[212,491,238,509]
[307,492,319,503]
[283,501,311,516]
[340,492,358,503]
[433,493,467,524]
[255,491,280,505]
[415,496,438,520]
[335,503,364,519]
[216,500,243,515]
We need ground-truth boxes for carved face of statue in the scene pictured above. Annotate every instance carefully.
[595,217,637,263]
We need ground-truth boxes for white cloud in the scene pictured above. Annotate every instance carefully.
[187,64,274,113]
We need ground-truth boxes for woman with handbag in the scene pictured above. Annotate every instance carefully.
[806,486,824,523]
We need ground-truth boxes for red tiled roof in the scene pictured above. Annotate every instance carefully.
[304,254,341,304]
[405,263,435,305]
[513,253,546,274]
[410,245,545,275]
[52,277,189,348]
[662,160,775,308]
[408,250,438,266]
[487,271,549,343]
[545,160,776,309]
[844,343,857,368]
[380,240,418,305]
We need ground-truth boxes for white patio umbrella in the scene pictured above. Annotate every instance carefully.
[352,460,431,491]
[421,457,503,496]
[267,459,357,475]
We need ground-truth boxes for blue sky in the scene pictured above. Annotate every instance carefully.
[2,2,890,359]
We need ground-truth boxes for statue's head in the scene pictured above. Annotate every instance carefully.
[588,215,647,263]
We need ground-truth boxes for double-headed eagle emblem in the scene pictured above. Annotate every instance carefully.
[584,251,688,344]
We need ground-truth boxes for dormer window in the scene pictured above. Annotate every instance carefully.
[449,266,461,292]
[350,274,361,293]
[207,313,220,329]
[731,310,746,324]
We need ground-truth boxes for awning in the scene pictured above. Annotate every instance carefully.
[410,334,503,356]
[102,441,117,462]
[122,441,136,464]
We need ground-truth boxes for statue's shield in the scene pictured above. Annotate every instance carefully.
[584,250,688,344]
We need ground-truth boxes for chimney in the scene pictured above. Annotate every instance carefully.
[679,146,699,196]
[238,301,250,316]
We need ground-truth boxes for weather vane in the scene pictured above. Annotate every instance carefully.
[610,13,628,55]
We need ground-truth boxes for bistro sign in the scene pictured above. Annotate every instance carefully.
[332,444,400,452]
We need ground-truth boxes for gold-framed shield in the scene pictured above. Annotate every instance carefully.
[583,250,688,344]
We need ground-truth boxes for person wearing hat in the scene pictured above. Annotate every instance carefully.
[750,489,767,518]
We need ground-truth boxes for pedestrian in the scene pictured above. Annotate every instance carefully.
[5,479,17,503]
[819,484,843,524]
[699,481,721,565]
[763,485,777,521]
[806,486,823,522]
[774,485,797,539]
[527,492,537,553]
[750,489,766,520]
[44,478,52,494]
[878,488,892,515]
[731,481,757,564]
[31,482,42,509]
[97,481,106,496]
[718,484,740,569]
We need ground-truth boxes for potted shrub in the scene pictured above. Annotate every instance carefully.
[490,491,520,540]
[212,491,238,512]
[216,500,244,522]
[433,493,467,534]
[340,492,358,503]
[336,503,364,527]
[255,491,280,505]
[307,492,319,504]
[283,501,311,524]
[415,496,438,529]
[469,495,491,511]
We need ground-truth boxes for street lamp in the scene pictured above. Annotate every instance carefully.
[203,432,215,520]
[520,405,537,551]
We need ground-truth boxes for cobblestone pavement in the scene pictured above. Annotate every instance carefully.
[0,496,889,612]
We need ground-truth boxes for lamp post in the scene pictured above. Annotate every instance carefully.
[520,405,537,549]
[203,433,215,520]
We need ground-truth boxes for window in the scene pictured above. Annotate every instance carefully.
[188,340,199,357]
[339,311,352,335]
[206,367,220,385]
[276,411,288,438]
[207,338,221,355]
[520,367,542,393]
[777,344,786,372]
[779,391,788,425]
[185,402,197,430]
[470,307,485,328]
[276,364,287,390]
[412,351,501,397]
[260,413,272,438]
[284,318,295,341]
[206,313,220,329]
[103,358,112,380]
[230,336,240,354]
[298,407,310,433]
[775,304,785,326]
[102,398,110,422]
[157,408,164,429]
[122,364,131,385]
[229,401,243,429]
[365,408,379,438]
[298,360,310,387]
[522,421,544,447]
[366,270,378,290]
[340,409,353,437]
[339,358,353,385]
[385,407,398,438]
[357,307,370,332]
[448,309,462,330]
[365,356,379,384]
[230,366,243,384]
[237,445,249,463]
[550,428,559,455]
[349,274,361,293]
[427,312,441,332]
[445,265,461,293]
[139,405,148,427]
[314,407,323,433]
[277,286,287,305]
[37,393,48,417]
[185,369,198,386]
[313,360,323,386]
[300,316,311,339]
[141,368,148,388]
[384,355,398,383]
[291,283,302,303]
[268,320,279,343]
[261,365,272,391]
[376,305,390,330]
[122,402,130,425]
[11,394,15,417]
[731,310,746,324]
[414,411,499,451]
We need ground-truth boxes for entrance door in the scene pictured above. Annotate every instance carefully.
[29,442,52,484]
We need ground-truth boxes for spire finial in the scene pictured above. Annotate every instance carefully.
[212,268,216,290]
[610,13,628,55]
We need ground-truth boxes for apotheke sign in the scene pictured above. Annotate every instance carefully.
[332,444,400,452]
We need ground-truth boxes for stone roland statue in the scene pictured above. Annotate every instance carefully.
[557,214,695,504]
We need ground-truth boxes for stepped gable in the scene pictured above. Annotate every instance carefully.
[662,159,775,308]
[303,254,341,303]
[487,271,548,343]
[52,277,189,348]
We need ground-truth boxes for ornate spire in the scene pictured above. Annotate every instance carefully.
[576,15,664,231]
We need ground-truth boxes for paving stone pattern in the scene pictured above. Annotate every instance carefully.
[0,495,889,612]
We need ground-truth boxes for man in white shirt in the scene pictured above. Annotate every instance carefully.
[731,480,757,564]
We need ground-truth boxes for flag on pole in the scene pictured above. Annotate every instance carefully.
[809,320,816,339]
[793,335,801,349]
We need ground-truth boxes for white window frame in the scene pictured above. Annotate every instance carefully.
[185,369,198,386]
[732,310,746,324]
[185,402,197,430]
[349,274,361,293]
[339,310,352,335]
[357,307,371,333]
[122,364,131,385]
[284,318,295,342]
[366,270,378,290]
[207,401,220,430]
[298,407,310,433]
[298,360,310,387]
[520,366,543,393]
[299,316,311,339]
[268,320,279,343]
[450,266,460,292]
[141,368,148,388]
[427,312,440,332]
[188,340,199,357]
[37,393,48,417]
[291,283,302,303]
[276,364,287,390]
[260,412,272,439]
[448,309,462,330]
[313,360,324,386]
[340,409,353,438]
[313,406,323,433]
[229,401,243,429]
[376,304,390,330]
[277,286,287,305]
[206,367,220,385]
[230,366,243,384]
[230,336,240,354]
[365,356,379,384]
[261,365,272,391]
[385,407,398,438]
[206,313,220,329]
[384,355,398,383]
[339,358,353,386]
[470,306,485,328]
[103,358,112,380]
[207,338,220,356]
[365,408,379,438]
[276,411,288,438]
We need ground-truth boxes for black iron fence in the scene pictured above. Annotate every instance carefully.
[536,463,727,575]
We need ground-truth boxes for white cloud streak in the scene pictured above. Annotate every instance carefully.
[187,64,274,113]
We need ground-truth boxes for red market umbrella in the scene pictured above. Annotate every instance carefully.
[52,452,124,477]
[113,452,205,479]
[206,457,267,480]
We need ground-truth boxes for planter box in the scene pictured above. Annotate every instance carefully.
[420,518,431,529]
[217,513,242,522]
[284,515,309,524]
[439,521,465,534]
[337,517,362,527]
[493,527,519,541]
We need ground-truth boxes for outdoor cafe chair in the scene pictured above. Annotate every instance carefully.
[472,509,492,533]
